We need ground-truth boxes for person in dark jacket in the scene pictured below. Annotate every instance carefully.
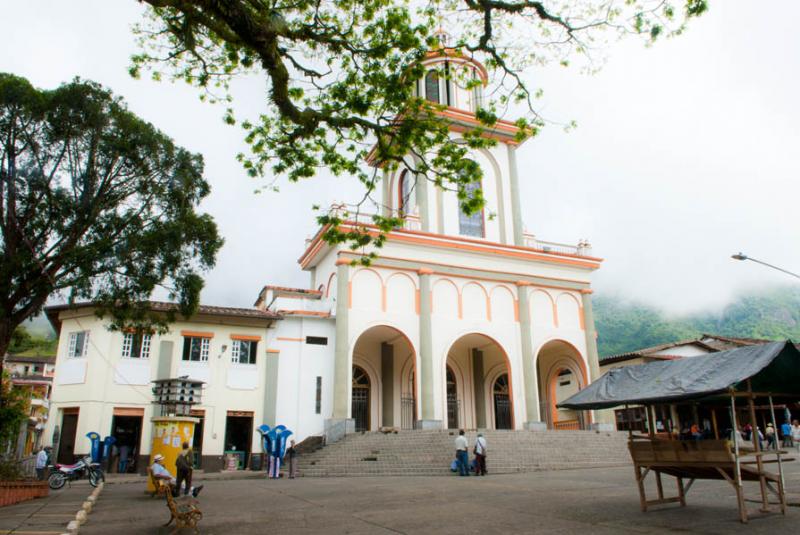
[175,442,195,496]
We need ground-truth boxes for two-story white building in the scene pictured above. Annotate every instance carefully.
[43,46,606,472]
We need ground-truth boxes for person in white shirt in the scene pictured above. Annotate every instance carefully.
[35,447,51,481]
[454,430,469,477]
[151,454,203,497]
[474,433,487,476]
[791,420,800,454]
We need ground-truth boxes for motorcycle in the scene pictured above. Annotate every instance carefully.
[48,456,105,490]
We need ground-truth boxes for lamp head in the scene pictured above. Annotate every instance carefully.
[731,252,748,261]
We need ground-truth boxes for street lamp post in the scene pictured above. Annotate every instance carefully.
[731,253,800,280]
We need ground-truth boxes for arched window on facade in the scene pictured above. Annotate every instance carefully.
[458,172,485,238]
[424,71,440,104]
[398,170,414,215]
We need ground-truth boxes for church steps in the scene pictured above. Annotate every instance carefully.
[297,430,630,477]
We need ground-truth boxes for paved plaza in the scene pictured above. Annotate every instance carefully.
[73,462,800,535]
[0,484,88,535]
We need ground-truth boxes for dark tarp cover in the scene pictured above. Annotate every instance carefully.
[558,340,800,410]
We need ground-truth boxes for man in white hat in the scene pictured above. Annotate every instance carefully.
[151,454,203,497]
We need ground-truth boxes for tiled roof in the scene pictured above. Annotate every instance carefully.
[5,354,56,364]
[263,285,322,295]
[45,300,281,331]
[599,334,773,365]
[278,310,331,318]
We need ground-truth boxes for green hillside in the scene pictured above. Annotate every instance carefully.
[594,286,800,358]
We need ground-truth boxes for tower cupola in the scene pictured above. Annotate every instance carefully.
[416,33,488,113]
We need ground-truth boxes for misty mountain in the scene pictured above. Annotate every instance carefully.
[594,286,800,357]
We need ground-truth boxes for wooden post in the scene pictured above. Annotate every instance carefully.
[711,408,719,439]
[768,395,787,515]
[746,381,769,513]
[730,392,747,523]
[647,405,664,499]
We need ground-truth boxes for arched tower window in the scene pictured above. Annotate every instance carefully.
[424,71,440,104]
[458,173,485,238]
[398,170,414,215]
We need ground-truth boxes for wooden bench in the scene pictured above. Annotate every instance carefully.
[163,488,203,534]
[629,438,791,523]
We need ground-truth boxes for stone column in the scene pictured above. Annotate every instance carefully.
[517,282,544,430]
[472,349,486,429]
[416,171,431,233]
[380,168,390,218]
[417,268,441,428]
[581,289,614,429]
[507,144,525,246]
[326,258,355,442]
[381,342,394,427]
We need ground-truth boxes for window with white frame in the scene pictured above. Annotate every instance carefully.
[231,339,258,365]
[182,336,210,362]
[122,332,152,359]
[458,178,485,237]
[68,331,89,358]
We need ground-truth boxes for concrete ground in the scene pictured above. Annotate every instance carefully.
[0,484,89,535]
[77,461,800,534]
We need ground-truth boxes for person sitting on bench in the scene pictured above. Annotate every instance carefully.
[151,454,203,498]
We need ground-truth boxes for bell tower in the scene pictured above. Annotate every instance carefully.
[377,37,528,246]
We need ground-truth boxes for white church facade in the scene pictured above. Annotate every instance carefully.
[43,48,606,472]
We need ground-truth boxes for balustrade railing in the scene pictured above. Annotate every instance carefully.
[310,204,593,257]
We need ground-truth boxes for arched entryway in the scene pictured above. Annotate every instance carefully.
[492,374,512,430]
[351,325,416,430]
[444,333,514,430]
[536,340,589,430]
[446,366,459,429]
[352,366,371,432]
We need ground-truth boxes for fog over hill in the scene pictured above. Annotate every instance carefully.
[594,285,800,357]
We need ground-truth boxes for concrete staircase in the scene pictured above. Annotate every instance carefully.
[298,429,631,477]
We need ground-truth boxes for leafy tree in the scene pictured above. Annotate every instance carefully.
[132,0,708,253]
[0,371,28,452]
[0,73,223,403]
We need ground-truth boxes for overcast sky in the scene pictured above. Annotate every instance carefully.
[2,1,798,316]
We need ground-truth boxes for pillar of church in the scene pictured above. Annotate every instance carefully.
[507,145,525,247]
[472,349,486,429]
[580,289,614,429]
[417,268,441,429]
[416,171,431,233]
[381,342,394,427]
[517,282,545,430]
[326,258,355,442]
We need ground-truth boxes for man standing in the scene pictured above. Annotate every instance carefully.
[781,421,793,448]
[455,430,469,477]
[286,440,298,479]
[474,433,487,476]
[151,454,203,497]
[35,446,50,481]
[175,442,195,496]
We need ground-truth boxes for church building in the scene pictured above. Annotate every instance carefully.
[43,46,606,472]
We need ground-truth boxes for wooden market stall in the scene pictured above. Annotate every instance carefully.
[559,340,800,523]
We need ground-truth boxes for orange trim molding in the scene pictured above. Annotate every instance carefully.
[276,337,303,342]
[181,330,214,338]
[335,258,351,266]
[579,289,594,295]
[231,334,262,342]
[113,407,144,417]
[266,349,280,354]
[418,268,434,275]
